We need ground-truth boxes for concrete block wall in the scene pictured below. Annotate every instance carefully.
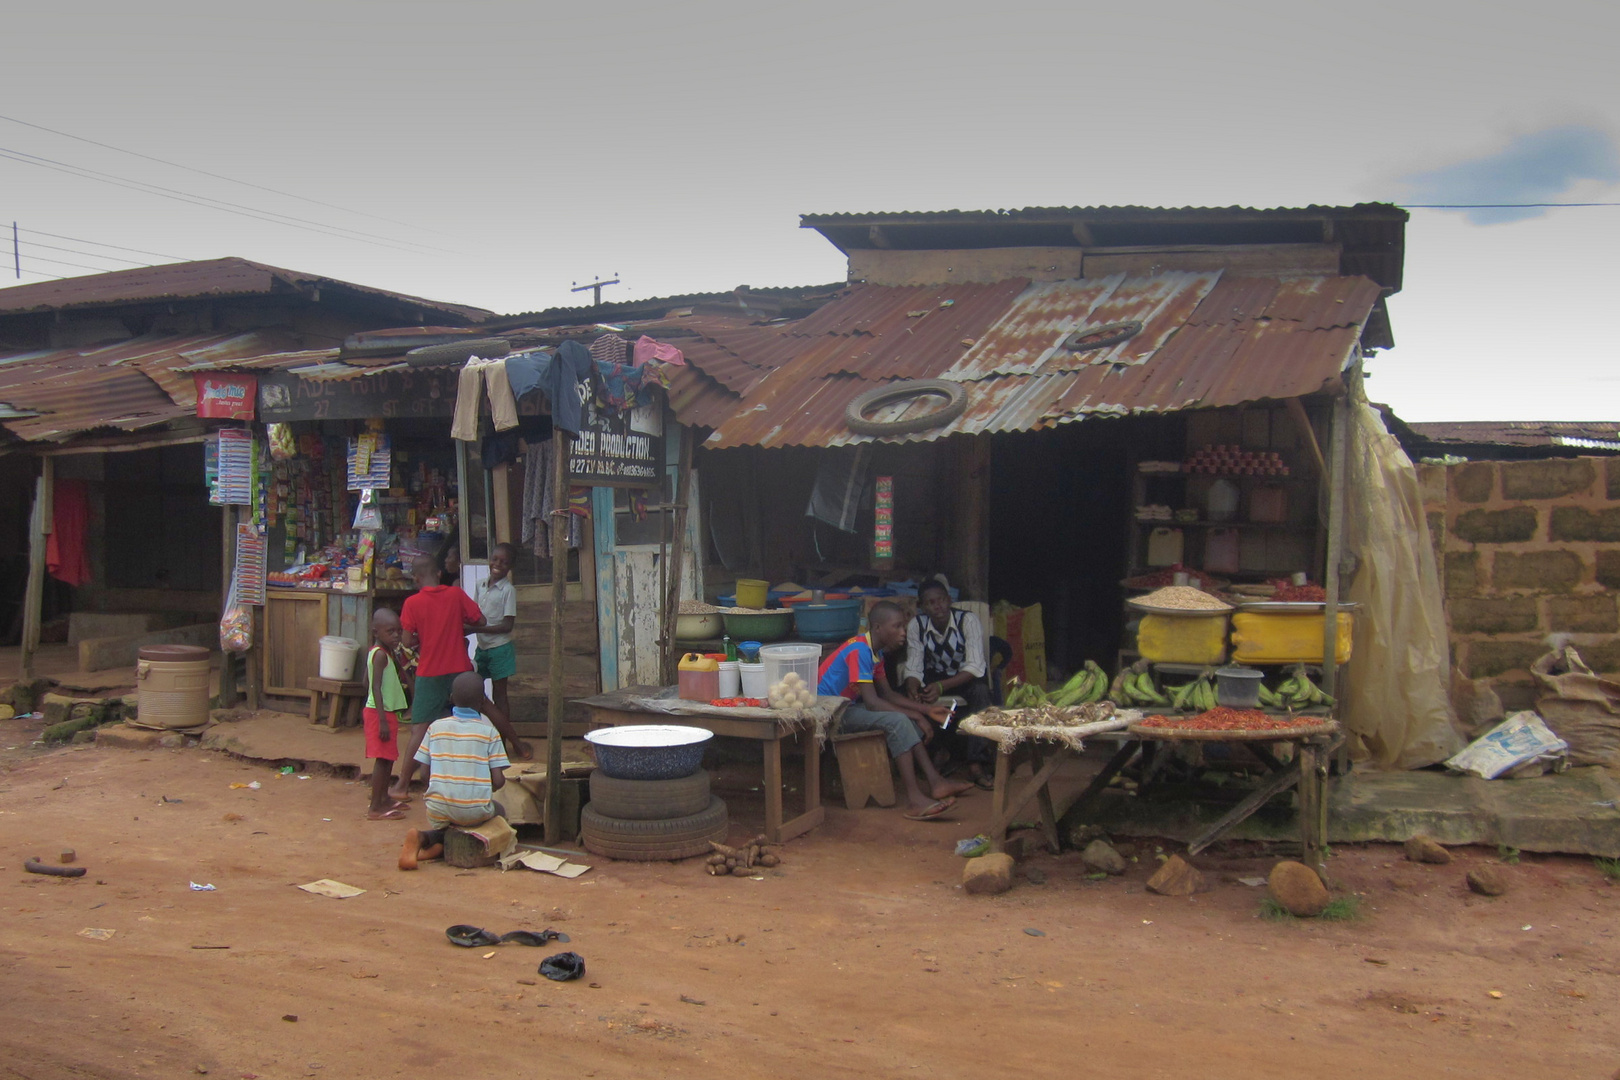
[1420,457,1620,711]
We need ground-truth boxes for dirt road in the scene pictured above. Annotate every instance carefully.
[1,723,1617,1079]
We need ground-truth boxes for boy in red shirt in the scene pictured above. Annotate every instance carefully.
[389,555,525,800]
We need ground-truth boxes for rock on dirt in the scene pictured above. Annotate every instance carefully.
[1146,855,1205,897]
[1081,839,1127,876]
[1405,836,1452,865]
[1267,860,1330,917]
[963,852,1014,895]
[1467,865,1510,897]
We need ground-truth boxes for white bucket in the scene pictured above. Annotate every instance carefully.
[718,660,741,697]
[318,635,361,681]
[739,661,767,699]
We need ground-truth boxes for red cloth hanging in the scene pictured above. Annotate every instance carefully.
[46,478,92,587]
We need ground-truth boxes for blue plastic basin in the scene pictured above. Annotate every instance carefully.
[792,599,862,643]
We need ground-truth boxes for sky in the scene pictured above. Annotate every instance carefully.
[0,0,1615,422]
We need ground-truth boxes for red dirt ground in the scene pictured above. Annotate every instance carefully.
[2,717,1617,1080]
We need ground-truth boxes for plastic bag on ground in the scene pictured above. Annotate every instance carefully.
[1445,711,1569,779]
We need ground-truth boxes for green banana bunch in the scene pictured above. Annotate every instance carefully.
[1170,672,1219,712]
[1257,683,1285,709]
[1050,660,1106,706]
[1124,669,1168,706]
[1276,665,1334,708]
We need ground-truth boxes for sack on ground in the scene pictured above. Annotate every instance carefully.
[1532,646,1620,767]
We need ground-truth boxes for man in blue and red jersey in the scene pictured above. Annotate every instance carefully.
[818,601,974,820]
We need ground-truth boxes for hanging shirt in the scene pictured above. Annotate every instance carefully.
[400,584,482,677]
[473,575,517,650]
[900,608,986,684]
[817,633,883,700]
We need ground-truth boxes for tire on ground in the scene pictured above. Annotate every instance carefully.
[580,796,730,861]
[588,769,712,820]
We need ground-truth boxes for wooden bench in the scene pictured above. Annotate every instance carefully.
[831,729,895,810]
[306,677,365,732]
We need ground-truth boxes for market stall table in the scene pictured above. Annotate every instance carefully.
[574,686,845,843]
[964,710,1340,874]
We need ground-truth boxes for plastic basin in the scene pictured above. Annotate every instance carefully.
[722,609,795,643]
[676,612,724,640]
[791,599,861,643]
[584,725,714,780]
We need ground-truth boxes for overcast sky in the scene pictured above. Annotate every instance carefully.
[1,0,1615,422]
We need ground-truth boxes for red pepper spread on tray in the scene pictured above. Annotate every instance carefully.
[1141,707,1321,731]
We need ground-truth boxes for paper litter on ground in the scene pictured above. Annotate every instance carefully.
[298,879,366,899]
[499,849,591,878]
[189,882,216,891]
[77,927,116,941]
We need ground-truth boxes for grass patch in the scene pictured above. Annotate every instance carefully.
[1258,894,1362,922]
[1497,844,1521,865]
[1594,857,1620,883]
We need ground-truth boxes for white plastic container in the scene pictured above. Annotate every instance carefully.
[760,643,820,710]
[1146,527,1184,567]
[717,660,741,697]
[1207,477,1239,522]
[739,661,767,699]
[318,635,361,681]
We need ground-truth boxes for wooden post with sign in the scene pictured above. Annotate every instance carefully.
[660,427,694,685]
[544,435,569,845]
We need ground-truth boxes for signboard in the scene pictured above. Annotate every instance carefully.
[569,399,662,489]
[256,369,459,422]
[873,475,894,562]
[195,374,257,420]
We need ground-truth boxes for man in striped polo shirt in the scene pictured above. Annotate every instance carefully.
[399,672,510,870]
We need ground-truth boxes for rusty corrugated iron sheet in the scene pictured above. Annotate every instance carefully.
[686,271,1381,449]
[0,257,493,321]
[1405,421,1620,449]
[0,366,184,442]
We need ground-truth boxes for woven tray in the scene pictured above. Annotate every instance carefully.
[1127,718,1339,741]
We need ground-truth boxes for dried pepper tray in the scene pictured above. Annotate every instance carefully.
[1128,713,1339,741]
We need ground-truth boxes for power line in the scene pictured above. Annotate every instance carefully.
[0,145,454,256]
[17,226,188,262]
[0,113,441,235]
[17,238,152,267]
[18,251,128,274]
[12,266,65,281]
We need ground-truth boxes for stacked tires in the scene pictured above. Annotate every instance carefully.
[581,770,729,861]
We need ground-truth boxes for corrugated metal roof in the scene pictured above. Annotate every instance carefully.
[0,330,303,442]
[0,257,493,322]
[1406,421,1620,448]
[683,271,1382,449]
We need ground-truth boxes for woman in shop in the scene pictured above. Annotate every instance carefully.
[436,529,461,587]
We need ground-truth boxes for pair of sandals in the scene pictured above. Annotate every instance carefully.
[446,925,570,949]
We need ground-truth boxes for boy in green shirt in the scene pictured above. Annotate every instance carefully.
[363,608,411,820]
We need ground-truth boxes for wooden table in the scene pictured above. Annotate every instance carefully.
[984,727,1339,874]
[575,685,839,844]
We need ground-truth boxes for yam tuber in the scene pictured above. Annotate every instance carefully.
[706,863,731,876]
[758,853,780,868]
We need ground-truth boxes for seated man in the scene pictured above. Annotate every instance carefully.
[818,601,974,821]
[901,578,996,789]
[399,672,510,870]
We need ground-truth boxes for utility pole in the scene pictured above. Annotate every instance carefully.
[570,274,620,307]
[12,222,18,279]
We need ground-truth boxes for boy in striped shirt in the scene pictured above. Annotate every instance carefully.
[399,672,510,870]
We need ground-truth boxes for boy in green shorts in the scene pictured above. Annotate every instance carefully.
[467,541,519,726]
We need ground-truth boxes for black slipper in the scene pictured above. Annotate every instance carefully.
[446,924,501,948]
[972,774,995,791]
[500,929,570,947]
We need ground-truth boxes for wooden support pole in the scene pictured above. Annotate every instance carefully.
[1286,396,1328,478]
[544,435,569,845]
[20,457,53,682]
[1321,396,1350,702]
[245,605,262,710]
[660,427,694,686]
[220,505,238,708]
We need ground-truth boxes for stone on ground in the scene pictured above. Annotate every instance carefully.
[1405,836,1452,864]
[1146,854,1205,896]
[963,852,1015,895]
[1081,839,1127,876]
[1267,860,1330,917]
[1467,865,1510,896]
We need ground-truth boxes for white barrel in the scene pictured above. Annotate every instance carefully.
[318,635,361,681]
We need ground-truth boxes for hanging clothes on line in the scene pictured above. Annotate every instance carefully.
[451,354,519,441]
[522,438,585,558]
[46,478,92,587]
[633,335,685,367]
[589,333,629,367]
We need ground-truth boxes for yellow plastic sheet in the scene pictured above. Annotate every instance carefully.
[1342,399,1465,768]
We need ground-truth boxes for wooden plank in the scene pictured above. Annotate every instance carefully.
[1186,759,1301,856]
[492,462,512,542]
[986,750,1069,839]
[1322,396,1349,700]
[762,737,784,841]
[20,460,53,682]
[263,591,328,698]
[545,434,569,845]
[660,426,694,685]
[591,487,620,691]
